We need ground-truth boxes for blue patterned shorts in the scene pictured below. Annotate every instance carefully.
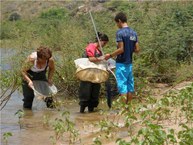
[116,63,134,94]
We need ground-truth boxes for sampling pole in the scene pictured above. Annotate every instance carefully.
[89,11,104,55]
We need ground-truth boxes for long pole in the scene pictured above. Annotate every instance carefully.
[88,10,118,108]
[89,11,117,80]
[89,11,104,55]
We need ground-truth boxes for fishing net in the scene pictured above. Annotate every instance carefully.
[74,58,116,83]
[32,81,57,100]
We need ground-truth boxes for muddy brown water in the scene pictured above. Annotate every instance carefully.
[1,83,192,145]
[0,48,125,145]
[1,90,124,145]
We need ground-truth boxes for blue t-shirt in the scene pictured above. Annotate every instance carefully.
[116,27,138,64]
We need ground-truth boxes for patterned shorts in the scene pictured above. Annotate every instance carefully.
[116,63,134,94]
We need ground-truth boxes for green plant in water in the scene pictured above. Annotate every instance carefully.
[92,136,102,145]
[15,109,24,129]
[43,114,51,128]
[3,132,13,145]
[51,111,79,144]
[98,119,117,139]
[51,118,66,144]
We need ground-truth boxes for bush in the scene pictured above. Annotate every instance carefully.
[40,8,69,20]
[9,12,21,21]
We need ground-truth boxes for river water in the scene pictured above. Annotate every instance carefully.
[0,48,123,145]
[1,90,120,145]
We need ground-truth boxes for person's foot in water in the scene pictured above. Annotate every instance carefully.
[88,107,94,112]
[80,106,86,113]
[44,97,55,108]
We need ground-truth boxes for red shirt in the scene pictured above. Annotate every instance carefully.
[86,43,102,57]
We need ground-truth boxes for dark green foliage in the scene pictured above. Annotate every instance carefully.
[9,12,21,21]
[104,1,193,83]
[131,2,193,82]
[40,8,69,20]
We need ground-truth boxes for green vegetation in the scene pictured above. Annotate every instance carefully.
[9,83,192,144]
[15,109,24,129]
[1,1,193,144]
[50,111,79,144]
[1,1,192,95]
[3,132,13,145]
[111,83,193,145]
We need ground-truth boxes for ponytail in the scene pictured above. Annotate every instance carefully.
[95,32,109,42]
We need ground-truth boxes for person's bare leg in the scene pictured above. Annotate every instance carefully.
[120,94,127,104]
[127,92,132,103]
[118,93,132,104]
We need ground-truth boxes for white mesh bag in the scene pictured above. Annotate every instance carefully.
[74,58,110,83]
[32,81,57,100]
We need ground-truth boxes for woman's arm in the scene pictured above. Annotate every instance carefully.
[88,56,103,62]
[21,57,34,88]
[47,57,55,85]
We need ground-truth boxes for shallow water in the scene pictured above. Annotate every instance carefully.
[0,48,124,145]
[1,90,118,145]
[0,48,18,71]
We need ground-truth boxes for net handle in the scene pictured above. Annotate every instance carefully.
[89,11,104,56]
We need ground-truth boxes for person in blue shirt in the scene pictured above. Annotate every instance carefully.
[105,12,140,104]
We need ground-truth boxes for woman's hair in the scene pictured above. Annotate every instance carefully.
[95,32,109,42]
[37,46,52,59]
[114,12,127,23]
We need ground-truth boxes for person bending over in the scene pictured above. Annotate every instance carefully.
[21,46,55,109]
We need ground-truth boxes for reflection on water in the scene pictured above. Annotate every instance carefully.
[0,48,15,70]
[1,89,121,145]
